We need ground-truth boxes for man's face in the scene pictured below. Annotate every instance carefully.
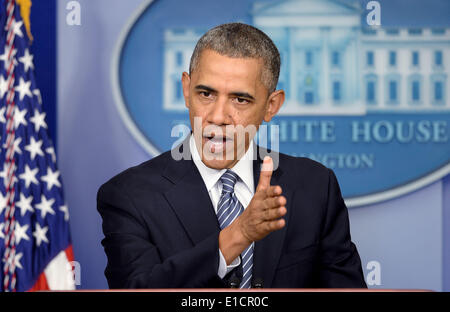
[182,49,284,169]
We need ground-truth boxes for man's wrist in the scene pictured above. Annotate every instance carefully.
[219,220,252,265]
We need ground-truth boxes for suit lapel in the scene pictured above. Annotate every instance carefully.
[163,145,220,245]
[252,148,291,287]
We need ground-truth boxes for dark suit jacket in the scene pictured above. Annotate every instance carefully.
[97,144,367,288]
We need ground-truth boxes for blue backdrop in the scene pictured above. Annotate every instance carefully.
[28,0,450,290]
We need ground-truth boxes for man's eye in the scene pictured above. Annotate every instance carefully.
[234,97,249,105]
[200,91,211,97]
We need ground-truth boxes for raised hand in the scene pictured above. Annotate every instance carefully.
[219,156,287,265]
[235,156,287,244]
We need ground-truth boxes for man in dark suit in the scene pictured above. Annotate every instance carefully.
[97,23,366,289]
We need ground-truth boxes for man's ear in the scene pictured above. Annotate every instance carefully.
[181,72,191,108]
[264,89,285,122]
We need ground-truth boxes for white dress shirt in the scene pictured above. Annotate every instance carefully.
[189,135,255,279]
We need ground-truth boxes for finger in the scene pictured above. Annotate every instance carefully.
[263,206,287,221]
[265,218,286,232]
[266,185,282,197]
[264,196,287,209]
[256,156,273,192]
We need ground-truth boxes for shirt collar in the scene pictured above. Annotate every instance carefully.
[190,134,255,194]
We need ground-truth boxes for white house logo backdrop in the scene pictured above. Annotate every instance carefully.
[112,0,450,206]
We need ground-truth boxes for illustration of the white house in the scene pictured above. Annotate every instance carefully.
[162,0,450,115]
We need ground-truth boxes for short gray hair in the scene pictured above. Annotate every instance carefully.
[189,23,281,93]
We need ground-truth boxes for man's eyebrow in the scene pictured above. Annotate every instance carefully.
[230,92,255,101]
[195,85,217,93]
[194,85,255,100]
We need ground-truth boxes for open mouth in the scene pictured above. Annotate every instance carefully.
[203,133,234,153]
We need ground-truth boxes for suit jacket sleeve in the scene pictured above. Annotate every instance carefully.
[97,180,224,288]
[318,169,367,288]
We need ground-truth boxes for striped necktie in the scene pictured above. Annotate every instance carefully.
[217,170,254,288]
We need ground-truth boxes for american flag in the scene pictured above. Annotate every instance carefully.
[0,0,74,291]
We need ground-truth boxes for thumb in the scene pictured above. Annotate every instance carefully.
[257,156,273,191]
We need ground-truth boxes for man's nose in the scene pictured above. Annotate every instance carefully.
[207,96,229,125]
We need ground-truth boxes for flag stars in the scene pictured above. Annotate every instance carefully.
[0,9,72,289]
[19,164,39,188]
[25,137,44,160]
[12,137,23,155]
[33,89,42,104]
[46,146,56,163]
[0,46,18,66]
[14,222,30,245]
[0,12,72,289]
[0,137,22,155]
[16,193,34,217]
[0,223,4,239]
[0,75,8,99]
[33,223,49,247]
[3,137,23,155]
[10,19,24,38]
[0,191,7,216]
[14,106,27,129]
[0,163,17,185]
[19,49,34,72]
[30,109,47,132]
[0,106,5,123]
[14,252,24,270]
[35,194,55,219]
[60,204,69,222]
[41,167,61,191]
[4,252,24,270]
[0,164,5,182]
[15,77,32,101]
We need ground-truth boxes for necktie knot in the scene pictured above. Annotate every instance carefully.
[220,170,238,193]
